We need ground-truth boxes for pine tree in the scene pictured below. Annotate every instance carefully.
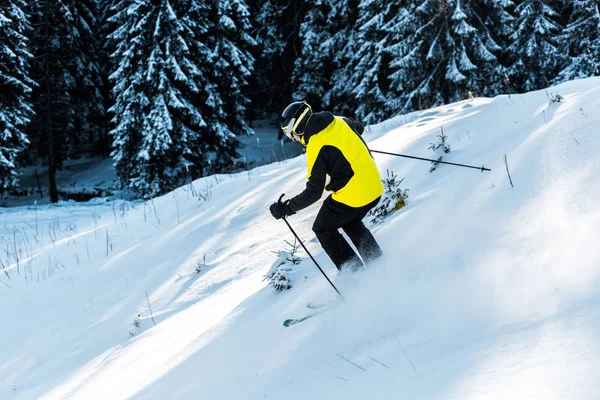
[183,0,231,177]
[28,0,77,203]
[555,0,600,82]
[507,0,562,91]
[434,1,497,105]
[292,0,361,115]
[292,0,333,109]
[347,0,391,124]
[109,0,195,197]
[384,0,504,115]
[322,0,361,115]
[212,0,256,137]
[471,0,514,95]
[108,0,249,197]
[70,0,106,155]
[0,0,34,192]
[253,0,310,115]
[100,0,129,157]
[474,0,516,65]
[382,0,419,115]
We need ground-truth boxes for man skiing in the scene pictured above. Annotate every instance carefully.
[269,101,384,271]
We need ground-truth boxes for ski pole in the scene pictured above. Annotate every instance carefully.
[278,197,345,300]
[282,217,345,300]
[370,149,491,172]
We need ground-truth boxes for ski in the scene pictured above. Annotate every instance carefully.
[283,302,338,327]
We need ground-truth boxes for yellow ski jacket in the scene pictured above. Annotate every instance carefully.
[288,111,383,211]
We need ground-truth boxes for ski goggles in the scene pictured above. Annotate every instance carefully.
[282,106,311,139]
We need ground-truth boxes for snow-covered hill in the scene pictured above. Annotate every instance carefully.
[1,78,599,399]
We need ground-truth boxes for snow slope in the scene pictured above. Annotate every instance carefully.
[1,78,599,399]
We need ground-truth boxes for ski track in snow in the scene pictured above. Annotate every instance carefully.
[1,78,600,399]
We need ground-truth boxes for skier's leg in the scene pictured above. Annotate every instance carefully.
[341,197,383,265]
[313,197,363,271]
[342,220,383,265]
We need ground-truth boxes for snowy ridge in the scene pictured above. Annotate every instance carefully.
[1,78,600,399]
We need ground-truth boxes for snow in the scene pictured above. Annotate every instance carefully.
[1,78,600,399]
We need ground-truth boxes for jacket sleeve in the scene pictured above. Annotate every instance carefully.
[288,147,327,213]
[342,117,365,136]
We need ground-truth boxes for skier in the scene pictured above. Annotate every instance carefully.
[269,101,384,271]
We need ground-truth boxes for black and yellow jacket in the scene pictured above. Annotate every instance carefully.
[288,111,383,212]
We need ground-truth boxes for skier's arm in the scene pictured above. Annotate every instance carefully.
[288,148,327,213]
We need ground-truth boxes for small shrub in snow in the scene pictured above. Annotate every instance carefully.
[546,91,563,104]
[196,254,207,273]
[129,313,142,338]
[368,170,409,225]
[428,129,451,172]
[264,240,302,292]
[429,132,451,154]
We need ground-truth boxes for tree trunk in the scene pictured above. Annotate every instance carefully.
[48,135,58,203]
[43,0,59,203]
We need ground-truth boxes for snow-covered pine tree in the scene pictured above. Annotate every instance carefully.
[253,0,310,115]
[211,0,255,141]
[184,0,244,178]
[291,0,359,114]
[109,0,248,197]
[27,0,77,203]
[428,128,451,172]
[382,0,419,115]
[0,0,34,192]
[109,0,204,197]
[473,0,516,69]
[469,0,514,95]
[507,0,562,92]
[321,0,360,114]
[292,0,333,109]
[392,0,503,113]
[554,0,600,82]
[367,169,409,225]
[69,0,106,155]
[264,239,304,292]
[97,0,120,156]
[348,0,391,124]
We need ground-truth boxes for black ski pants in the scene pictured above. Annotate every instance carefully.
[312,195,383,271]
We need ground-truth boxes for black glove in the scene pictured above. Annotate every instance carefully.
[270,194,294,220]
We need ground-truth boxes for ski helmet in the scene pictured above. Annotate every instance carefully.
[279,101,312,139]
